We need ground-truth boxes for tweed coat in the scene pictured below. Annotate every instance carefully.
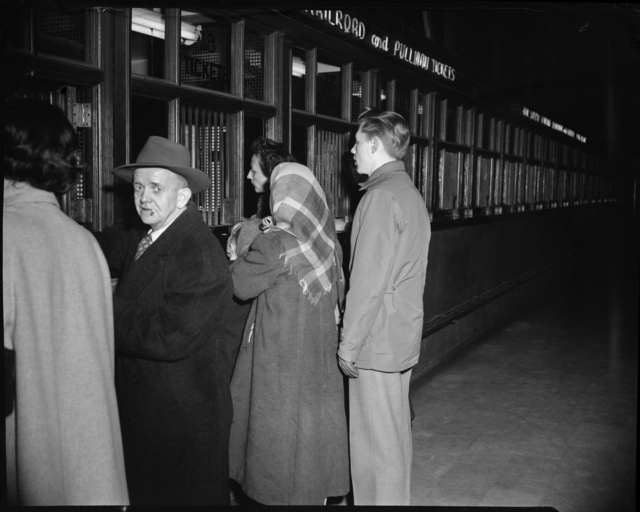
[101,201,234,506]
[229,231,350,505]
[3,182,129,505]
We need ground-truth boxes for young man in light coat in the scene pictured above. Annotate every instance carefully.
[338,107,431,505]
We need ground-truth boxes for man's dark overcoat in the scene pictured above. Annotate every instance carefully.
[99,202,234,506]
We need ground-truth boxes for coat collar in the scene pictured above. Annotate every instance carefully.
[118,201,203,297]
[141,201,201,258]
[359,160,406,191]
[3,181,60,208]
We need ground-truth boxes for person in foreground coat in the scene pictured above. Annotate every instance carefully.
[229,161,350,505]
[338,108,431,505]
[101,136,234,506]
[3,98,129,506]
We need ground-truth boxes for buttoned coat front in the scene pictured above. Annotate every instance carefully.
[100,202,234,506]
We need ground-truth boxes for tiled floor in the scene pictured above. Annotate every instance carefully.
[230,230,637,509]
[409,232,638,510]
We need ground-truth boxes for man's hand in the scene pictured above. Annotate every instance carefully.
[338,355,359,378]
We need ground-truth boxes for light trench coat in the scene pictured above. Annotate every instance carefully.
[338,161,431,372]
[3,181,129,506]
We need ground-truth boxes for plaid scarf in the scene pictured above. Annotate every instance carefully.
[269,162,337,304]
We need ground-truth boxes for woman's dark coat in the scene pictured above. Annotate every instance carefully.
[97,202,234,506]
[229,231,350,505]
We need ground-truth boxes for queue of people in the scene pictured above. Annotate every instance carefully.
[4,98,430,506]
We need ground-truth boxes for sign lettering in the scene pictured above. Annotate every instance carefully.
[522,106,585,143]
[304,10,455,82]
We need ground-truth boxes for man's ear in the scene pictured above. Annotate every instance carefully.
[370,136,380,154]
[177,187,192,208]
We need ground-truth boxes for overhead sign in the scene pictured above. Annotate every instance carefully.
[523,107,586,143]
[303,10,456,82]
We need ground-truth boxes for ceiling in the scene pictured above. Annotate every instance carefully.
[381,2,640,156]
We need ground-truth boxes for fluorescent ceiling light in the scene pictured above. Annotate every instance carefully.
[292,56,340,77]
[132,8,202,46]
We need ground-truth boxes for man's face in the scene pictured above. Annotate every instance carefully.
[133,167,186,231]
[247,154,268,193]
[351,128,375,176]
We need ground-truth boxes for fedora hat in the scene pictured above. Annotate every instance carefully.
[112,136,211,194]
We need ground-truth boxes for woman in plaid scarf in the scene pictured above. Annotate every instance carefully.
[228,161,349,505]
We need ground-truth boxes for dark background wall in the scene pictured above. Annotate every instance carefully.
[413,204,618,378]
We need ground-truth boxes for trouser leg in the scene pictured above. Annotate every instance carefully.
[348,368,412,505]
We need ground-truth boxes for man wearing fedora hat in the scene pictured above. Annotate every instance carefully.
[98,136,234,506]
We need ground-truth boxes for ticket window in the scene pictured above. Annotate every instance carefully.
[113,95,169,229]
[243,116,266,218]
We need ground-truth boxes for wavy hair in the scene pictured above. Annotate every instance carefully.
[251,136,296,218]
[250,136,296,185]
[4,98,84,195]
[357,106,410,160]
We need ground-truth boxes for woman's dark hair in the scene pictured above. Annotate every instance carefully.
[250,136,296,185]
[4,97,84,194]
[250,137,296,218]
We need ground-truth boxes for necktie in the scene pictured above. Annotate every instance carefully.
[135,233,153,260]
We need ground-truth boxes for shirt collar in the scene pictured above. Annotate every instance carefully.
[359,160,405,191]
[147,207,186,242]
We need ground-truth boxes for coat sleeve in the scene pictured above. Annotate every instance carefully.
[113,236,232,362]
[338,189,399,363]
[230,233,279,301]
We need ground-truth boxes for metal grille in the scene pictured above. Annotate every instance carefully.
[561,145,568,165]
[416,146,433,211]
[492,158,503,206]
[514,162,525,205]
[535,165,544,203]
[395,84,410,122]
[525,164,537,204]
[558,170,567,202]
[547,140,556,163]
[316,64,342,118]
[351,70,362,121]
[417,93,425,137]
[180,105,228,225]
[438,150,461,210]
[475,156,493,207]
[569,172,578,202]
[314,130,349,217]
[543,167,555,203]
[461,153,472,209]
[244,29,265,101]
[34,6,85,61]
[180,21,231,92]
[503,161,516,206]
[412,144,433,211]
[74,88,85,199]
